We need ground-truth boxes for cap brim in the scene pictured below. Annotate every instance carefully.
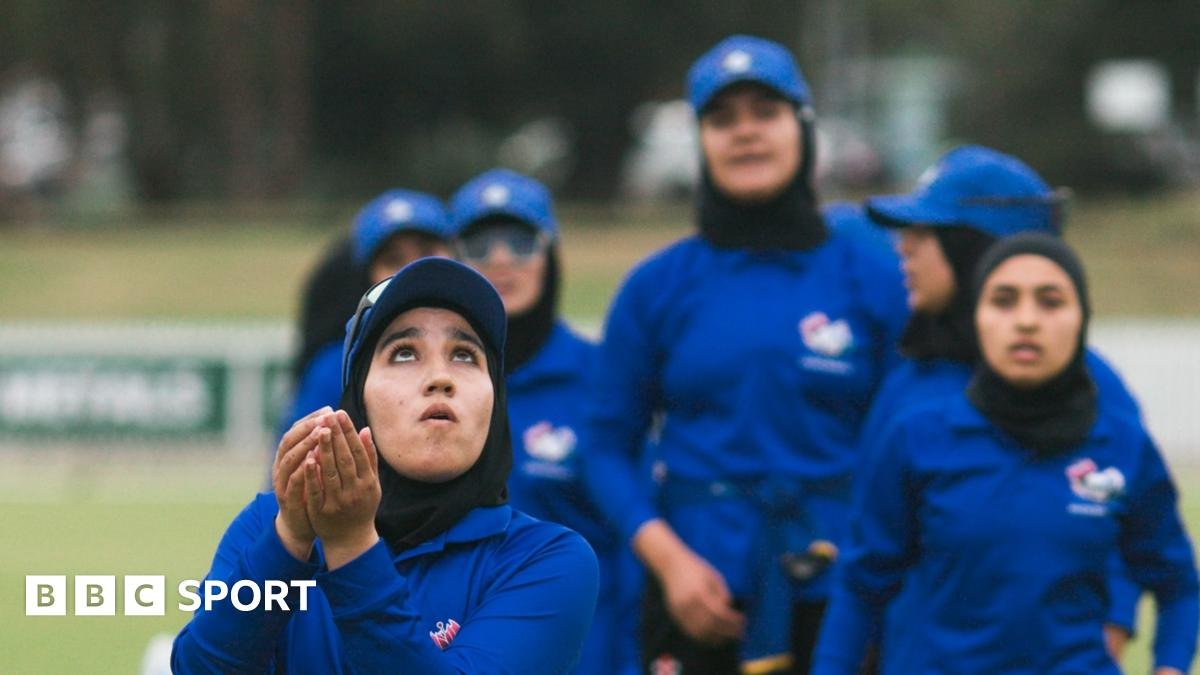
[865,194,960,229]
[367,257,507,358]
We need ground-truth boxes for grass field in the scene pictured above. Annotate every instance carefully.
[0,191,1198,322]
[1,192,1198,672]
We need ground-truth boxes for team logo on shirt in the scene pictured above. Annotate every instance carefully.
[799,311,854,358]
[1066,458,1126,504]
[523,421,577,463]
[429,618,461,650]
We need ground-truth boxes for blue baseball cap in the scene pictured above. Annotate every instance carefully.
[341,257,507,388]
[449,168,558,237]
[865,145,1065,238]
[352,189,450,265]
[687,35,812,113]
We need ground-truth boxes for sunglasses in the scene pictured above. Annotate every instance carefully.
[456,224,549,263]
[341,276,393,389]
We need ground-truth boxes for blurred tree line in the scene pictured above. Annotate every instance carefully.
[1,0,1196,204]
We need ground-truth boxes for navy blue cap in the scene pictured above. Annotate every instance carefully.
[352,189,450,265]
[866,145,1065,238]
[687,35,812,113]
[448,168,557,237]
[341,257,506,388]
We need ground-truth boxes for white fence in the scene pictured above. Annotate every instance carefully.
[0,319,1196,462]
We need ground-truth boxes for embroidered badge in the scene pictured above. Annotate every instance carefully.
[482,183,510,207]
[1066,458,1126,504]
[384,198,413,223]
[523,421,577,463]
[799,311,853,358]
[722,49,752,74]
[429,618,461,650]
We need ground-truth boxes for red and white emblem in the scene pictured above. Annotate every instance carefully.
[429,618,461,650]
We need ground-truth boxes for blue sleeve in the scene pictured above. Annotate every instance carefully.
[172,493,319,674]
[579,264,663,542]
[1105,554,1140,634]
[856,368,909,460]
[279,342,345,434]
[843,224,909,377]
[1118,435,1199,672]
[814,419,920,674]
[1084,349,1142,422]
[318,530,599,674]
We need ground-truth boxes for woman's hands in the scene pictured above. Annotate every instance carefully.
[273,407,331,561]
[633,519,746,645]
[304,410,381,570]
[273,407,382,570]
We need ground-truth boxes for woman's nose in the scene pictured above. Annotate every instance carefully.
[425,372,455,396]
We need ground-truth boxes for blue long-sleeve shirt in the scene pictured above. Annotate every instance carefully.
[815,395,1199,674]
[506,321,639,675]
[582,209,909,605]
[859,349,1146,632]
[280,341,344,434]
[172,493,599,674]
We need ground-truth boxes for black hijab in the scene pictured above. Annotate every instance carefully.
[697,105,827,251]
[339,301,512,552]
[966,233,1097,454]
[293,235,370,378]
[897,226,996,362]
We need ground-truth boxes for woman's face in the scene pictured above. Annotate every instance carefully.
[363,307,494,482]
[369,232,452,285]
[699,83,801,204]
[897,227,956,313]
[976,254,1083,389]
[458,223,547,316]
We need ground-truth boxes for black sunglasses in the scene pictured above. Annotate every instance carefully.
[456,224,549,263]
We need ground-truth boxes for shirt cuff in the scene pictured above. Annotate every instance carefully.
[245,524,320,583]
[316,539,406,618]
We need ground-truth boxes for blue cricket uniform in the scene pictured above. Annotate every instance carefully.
[860,349,1146,633]
[814,395,1199,674]
[582,208,909,660]
[172,493,599,674]
[505,321,640,675]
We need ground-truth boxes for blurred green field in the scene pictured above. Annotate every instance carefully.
[0,191,1198,322]
[1,455,1197,673]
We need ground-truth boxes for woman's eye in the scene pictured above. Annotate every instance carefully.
[391,348,416,363]
[1039,296,1065,309]
[451,349,477,363]
[989,294,1016,308]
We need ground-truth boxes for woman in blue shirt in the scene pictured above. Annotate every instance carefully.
[858,145,1145,657]
[174,257,599,674]
[582,35,908,674]
[815,233,1198,674]
[449,168,640,675]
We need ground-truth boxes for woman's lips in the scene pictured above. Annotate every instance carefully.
[420,403,458,424]
[1008,342,1043,363]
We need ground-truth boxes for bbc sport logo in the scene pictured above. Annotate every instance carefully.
[25,575,316,616]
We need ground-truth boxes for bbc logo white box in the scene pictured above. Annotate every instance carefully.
[26,575,67,616]
[124,575,167,616]
[75,575,117,616]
